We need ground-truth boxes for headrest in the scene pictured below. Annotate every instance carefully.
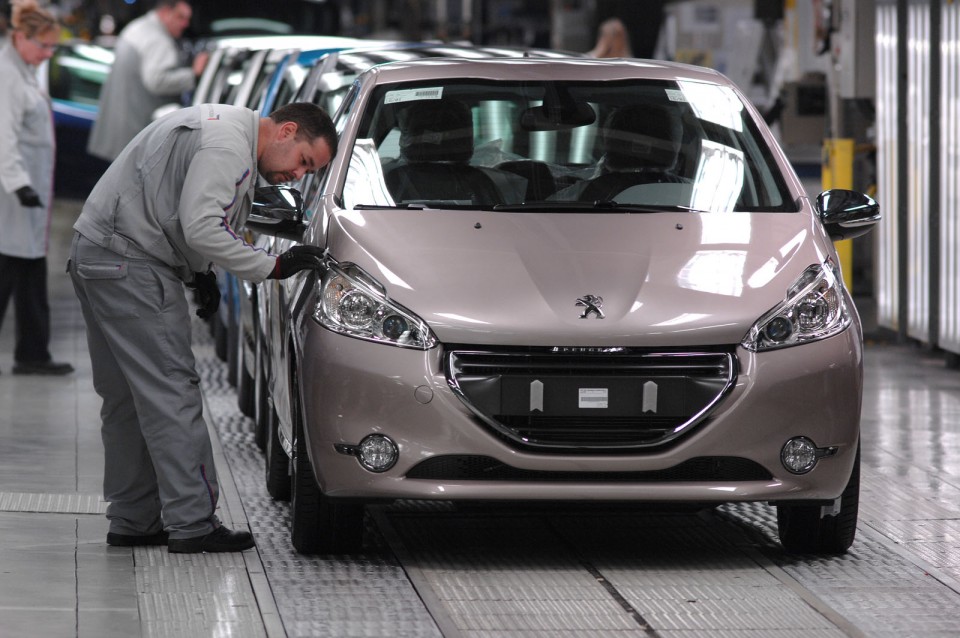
[600,104,682,171]
[398,99,474,163]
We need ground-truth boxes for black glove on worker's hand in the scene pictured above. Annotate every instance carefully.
[187,271,220,319]
[15,185,43,208]
[270,245,326,279]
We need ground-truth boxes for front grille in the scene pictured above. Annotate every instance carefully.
[406,455,771,482]
[446,347,737,452]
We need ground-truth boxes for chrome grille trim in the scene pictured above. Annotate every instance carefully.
[445,348,737,452]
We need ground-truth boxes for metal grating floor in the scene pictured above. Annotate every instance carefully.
[13,199,960,636]
[194,315,960,636]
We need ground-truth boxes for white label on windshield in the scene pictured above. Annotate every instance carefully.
[665,89,687,102]
[385,87,444,104]
[579,388,608,409]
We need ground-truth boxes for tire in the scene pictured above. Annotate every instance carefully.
[777,443,860,554]
[253,339,269,451]
[289,366,365,554]
[265,402,291,501]
[213,314,228,362]
[237,291,258,418]
[236,336,255,418]
[226,305,239,388]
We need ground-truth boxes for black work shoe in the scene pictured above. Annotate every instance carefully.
[167,526,255,553]
[13,360,74,375]
[107,531,169,547]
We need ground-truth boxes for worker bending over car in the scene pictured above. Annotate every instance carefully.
[69,102,334,553]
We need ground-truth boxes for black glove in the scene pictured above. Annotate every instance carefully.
[187,271,220,319]
[15,185,43,208]
[270,245,326,279]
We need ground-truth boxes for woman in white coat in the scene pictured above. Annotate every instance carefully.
[0,0,72,375]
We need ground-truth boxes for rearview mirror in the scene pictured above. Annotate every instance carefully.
[815,189,880,241]
[246,185,306,240]
[520,101,596,131]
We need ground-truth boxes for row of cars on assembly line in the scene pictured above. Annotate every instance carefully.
[56,32,882,557]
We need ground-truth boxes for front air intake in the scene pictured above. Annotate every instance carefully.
[445,347,737,452]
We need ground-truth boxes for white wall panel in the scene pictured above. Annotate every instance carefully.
[940,3,960,354]
[907,2,931,342]
[875,4,899,331]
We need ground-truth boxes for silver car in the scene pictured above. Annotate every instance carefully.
[242,43,586,452]
[247,57,879,555]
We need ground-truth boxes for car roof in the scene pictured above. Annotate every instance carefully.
[330,42,584,75]
[359,56,726,85]
[206,34,388,52]
[290,42,587,104]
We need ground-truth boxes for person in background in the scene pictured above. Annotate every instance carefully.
[70,101,336,553]
[0,9,8,45]
[587,17,633,58]
[87,0,208,162]
[0,0,73,376]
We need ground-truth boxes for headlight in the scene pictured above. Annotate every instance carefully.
[313,262,437,349]
[741,260,850,352]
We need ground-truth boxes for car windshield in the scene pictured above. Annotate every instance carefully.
[340,78,796,213]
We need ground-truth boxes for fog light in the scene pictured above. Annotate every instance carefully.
[358,434,398,472]
[781,437,818,474]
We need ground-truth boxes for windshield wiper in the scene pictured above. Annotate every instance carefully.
[493,201,603,212]
[493,201,708,213]
[593,201,710,213]
[354,203,426,210]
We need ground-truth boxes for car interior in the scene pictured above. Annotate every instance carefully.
[340,78,796,213]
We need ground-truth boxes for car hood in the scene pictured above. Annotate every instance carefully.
[325,208,829,347]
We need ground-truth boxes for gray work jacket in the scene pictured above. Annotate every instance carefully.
[75,104,276,283]
[87,11,197,162]
[0,43,54,258]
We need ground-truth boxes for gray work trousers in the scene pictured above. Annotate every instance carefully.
[68,232,219,539]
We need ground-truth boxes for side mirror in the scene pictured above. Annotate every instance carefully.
[246,185,306,241]
[816,189,881,241]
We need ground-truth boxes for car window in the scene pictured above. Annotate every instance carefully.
[267,64,307,114]
[204,50,258,104]
[339,78,796,213]
[47,44,113,106]
[243,63,280,110]
[295,84,361,222]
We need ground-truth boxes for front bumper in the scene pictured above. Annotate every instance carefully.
[298,321,862,503]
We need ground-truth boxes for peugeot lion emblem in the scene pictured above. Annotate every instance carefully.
[576,294,605,319]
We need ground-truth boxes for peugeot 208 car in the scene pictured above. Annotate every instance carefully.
[247,58,879,555]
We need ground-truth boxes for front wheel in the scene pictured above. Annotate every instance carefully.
[777,443,860,554]
[289,366,364,554]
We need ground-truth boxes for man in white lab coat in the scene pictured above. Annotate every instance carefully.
[88,0,208,162]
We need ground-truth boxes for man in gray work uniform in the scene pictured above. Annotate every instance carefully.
[69,101,335,553]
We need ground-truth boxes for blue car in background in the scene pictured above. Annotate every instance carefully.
[41,40,114,198]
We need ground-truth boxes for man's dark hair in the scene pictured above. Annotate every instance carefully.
[156,0,189,8]
[270,102,339,159]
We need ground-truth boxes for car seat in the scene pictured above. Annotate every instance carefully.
[495,160,558,201]
[384,99,503,205]
[577,103,688,202]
